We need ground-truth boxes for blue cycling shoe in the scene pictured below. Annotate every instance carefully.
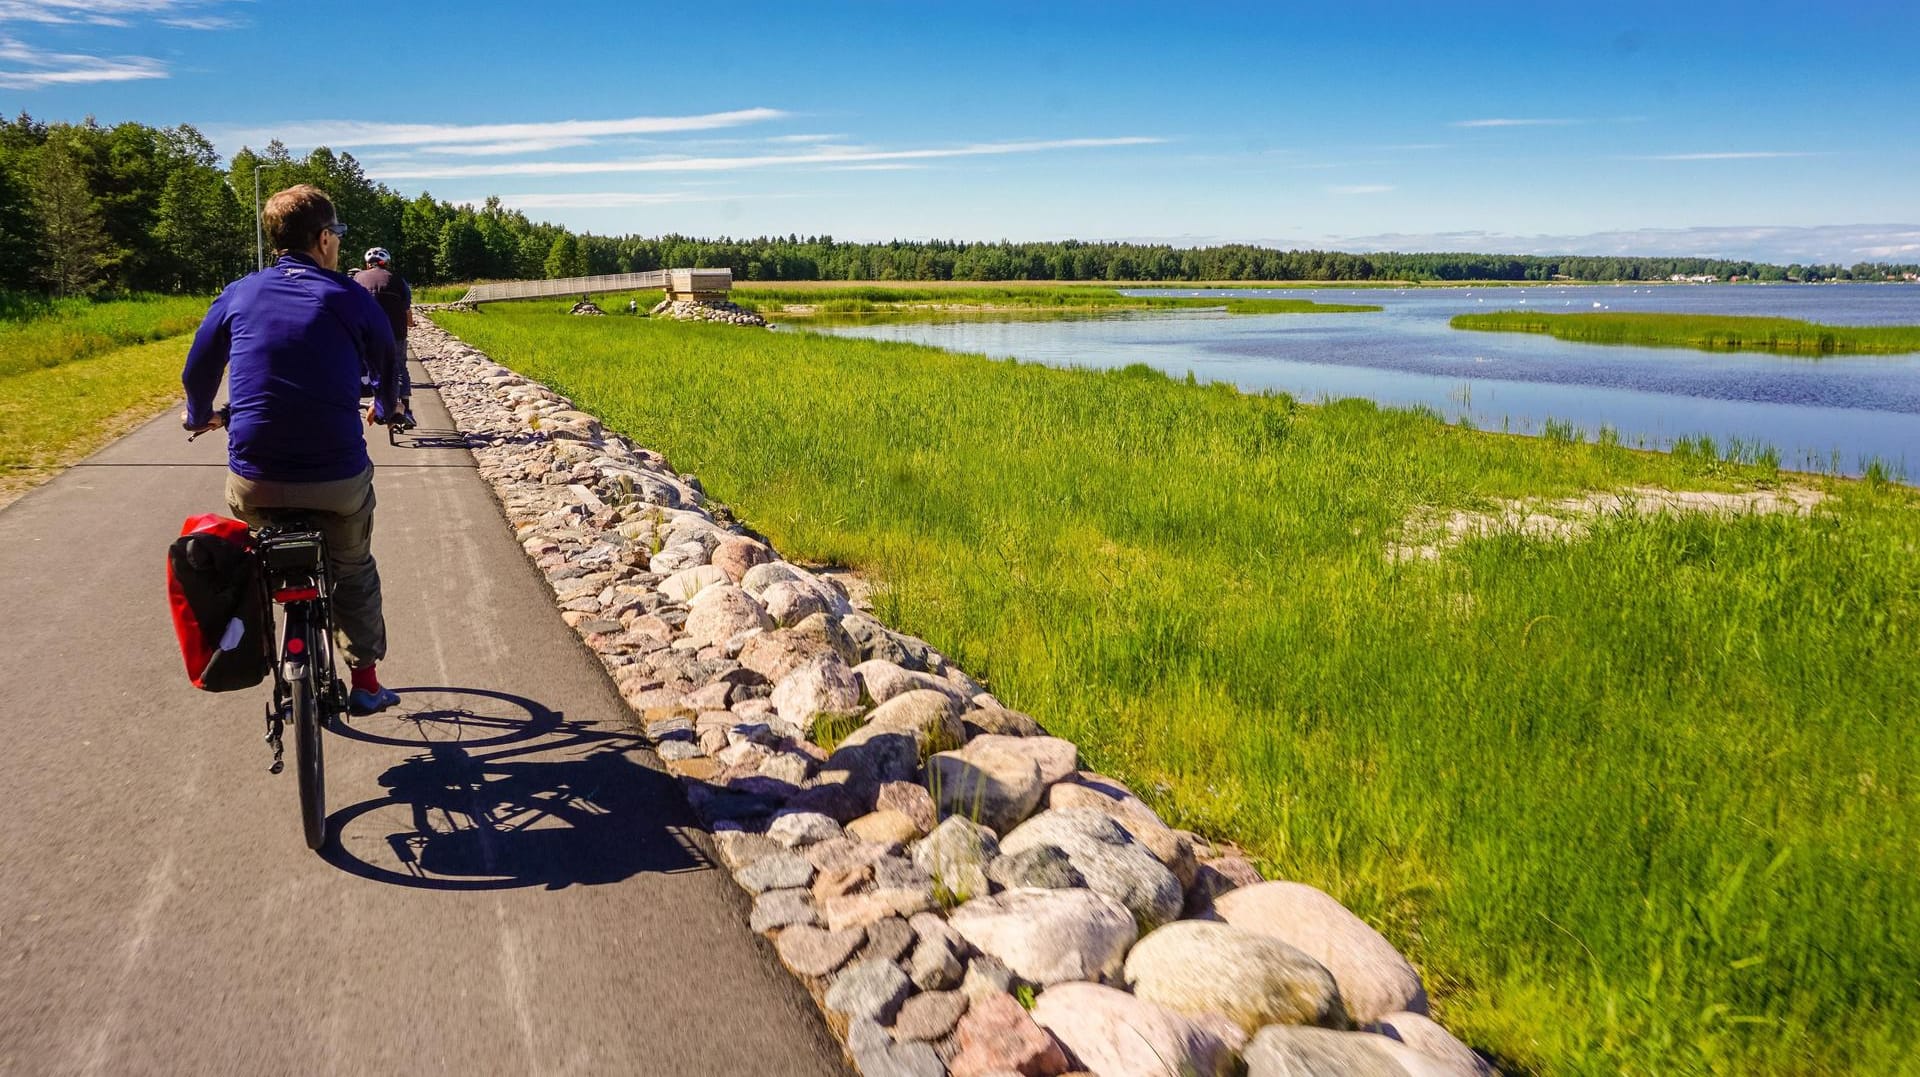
[348,685,401,716]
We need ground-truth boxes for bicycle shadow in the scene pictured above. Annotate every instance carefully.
[321,686,710,890]
[387,426,471,450]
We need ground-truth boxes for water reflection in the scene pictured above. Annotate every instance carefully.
[809,284,1920,478]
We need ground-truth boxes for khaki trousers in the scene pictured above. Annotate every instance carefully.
[226,466,387,668]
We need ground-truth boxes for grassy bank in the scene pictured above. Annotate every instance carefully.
[0,336,194,494]
[0,294,211,502]
[1452,311,1920,355]
[733,284,1379,320]
[432,306,1918,1076]
[0,293,210,378]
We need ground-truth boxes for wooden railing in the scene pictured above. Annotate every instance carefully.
[458,268,732,306]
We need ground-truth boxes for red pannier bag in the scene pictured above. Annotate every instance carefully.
[167,514,269,692]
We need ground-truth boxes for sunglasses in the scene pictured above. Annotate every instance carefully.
[321,221,349,237]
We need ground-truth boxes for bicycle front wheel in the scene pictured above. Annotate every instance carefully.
[290,618,327,850]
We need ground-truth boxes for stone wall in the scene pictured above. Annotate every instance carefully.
[413,318,1495,1077]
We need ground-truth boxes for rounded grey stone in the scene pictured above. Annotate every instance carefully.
[824,958,913,1024]
[861,916,916,963]
[748,887,818,933]
[738,850,816,894]
[775,923,867,978]
[890,989,969,1043]
[907,935,964,991]
[987,845,1086,891]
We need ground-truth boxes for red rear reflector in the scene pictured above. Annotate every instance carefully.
[286,636,305,655]
[274,586,320,602]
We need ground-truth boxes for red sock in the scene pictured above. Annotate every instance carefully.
[351,664,381,693]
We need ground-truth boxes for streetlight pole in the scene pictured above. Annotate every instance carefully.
[253,164,266,271]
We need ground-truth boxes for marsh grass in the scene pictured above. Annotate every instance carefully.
[739,284,1379,319]
[0,293,209,378]
[1452,311,1920,355]
[0,294,211,498]
[0,336,193,480]
[414,283,475,304]
[435,308,1920,1076]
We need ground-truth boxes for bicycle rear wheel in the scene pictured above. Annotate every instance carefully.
[289,613,327,850]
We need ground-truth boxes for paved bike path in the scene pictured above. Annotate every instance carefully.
[0,357,847,1075]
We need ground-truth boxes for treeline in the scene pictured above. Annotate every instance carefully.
[2,114,1916,297]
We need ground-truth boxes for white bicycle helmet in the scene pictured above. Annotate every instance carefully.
[363,247,391,267]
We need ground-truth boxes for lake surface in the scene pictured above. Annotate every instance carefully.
[807,284,1920,478]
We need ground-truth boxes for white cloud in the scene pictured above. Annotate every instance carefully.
[1451,117,1577,128]
[368,136,1166,180]
[217,108,789,151]
[159,14,238,29]
[1328,184,1394,195]
[419,137,597,156]
[1626,151,1822,161]
[0,34,166,87]
[0,0,231,26]
[485,191,748,209]
[768,133,845,144]
[1322,223,1920,263]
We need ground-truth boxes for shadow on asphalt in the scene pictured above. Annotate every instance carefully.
[386,426,471,450]
[322,686,711,890]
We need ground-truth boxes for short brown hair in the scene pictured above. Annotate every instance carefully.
[262,184,336,253]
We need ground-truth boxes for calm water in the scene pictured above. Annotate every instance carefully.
[808,284,1920,478]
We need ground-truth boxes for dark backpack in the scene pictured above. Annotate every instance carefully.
[167,514,269,692]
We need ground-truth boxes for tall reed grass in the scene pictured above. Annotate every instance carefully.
[0,293,211,379]
[1451,311,1920,355]
[435,308,1920,1076]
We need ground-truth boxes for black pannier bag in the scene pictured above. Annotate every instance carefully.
[167,514,269,692]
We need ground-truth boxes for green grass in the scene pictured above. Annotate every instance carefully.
[0,335,193,479]
[734,284,1380,319]
[433,307,1919,1076]
[0,292,211,378]
[414,283,474,304]
[426,281,1380,318]
[1452,311,1920,355]
[0,293,212,496]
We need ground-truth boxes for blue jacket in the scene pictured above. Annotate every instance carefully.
[182,253,399,483]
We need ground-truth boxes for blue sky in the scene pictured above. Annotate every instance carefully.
[4,0,1918,262]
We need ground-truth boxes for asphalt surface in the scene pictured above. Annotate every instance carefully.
[0,356,847,1075]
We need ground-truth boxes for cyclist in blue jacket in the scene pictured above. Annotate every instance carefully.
[182,183,401,715]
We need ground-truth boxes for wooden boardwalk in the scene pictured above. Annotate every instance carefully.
[460,268,732,305]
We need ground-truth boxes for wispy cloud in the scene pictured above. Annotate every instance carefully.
[0,0,233,27]
[420,137,597,156]
[485,191,754,209]
[1625,151,1823,161]
[158,13,238,29]
[368,136,1166,180]
[1323,223,1920,263]
[769,133,845,144]
[1451,117,1577,128]
[218,109,788,151]
[0,34,166,87]
[1328,184,1394,195]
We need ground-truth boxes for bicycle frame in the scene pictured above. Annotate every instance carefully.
[255,527,342,769]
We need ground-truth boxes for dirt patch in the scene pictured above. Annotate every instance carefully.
[1389,485,1827,562]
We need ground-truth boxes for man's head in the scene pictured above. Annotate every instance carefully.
[261,184,347,270]
[363,247,392,269]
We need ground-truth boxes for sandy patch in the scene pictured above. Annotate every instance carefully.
[1388,485,1826,562]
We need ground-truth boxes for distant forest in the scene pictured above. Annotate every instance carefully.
[3,115,1916,297]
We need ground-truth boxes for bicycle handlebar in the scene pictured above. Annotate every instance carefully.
[185,405,230,441]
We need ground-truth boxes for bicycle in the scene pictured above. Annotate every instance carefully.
[188,406,351,850]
